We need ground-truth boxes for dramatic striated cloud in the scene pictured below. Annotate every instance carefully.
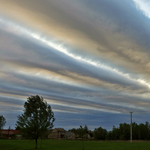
[0,0,150,130]
[133,0,150,19]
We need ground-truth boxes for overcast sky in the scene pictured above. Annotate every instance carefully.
[1,0,150,130]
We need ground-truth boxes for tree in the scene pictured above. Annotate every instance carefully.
[77,125,89,150]
[93,127,107,140]
[16,95,55,149]
[119,123,130,140]
[109,125,120,140]
[0,115,6,136]
[77,125,88,138]
[0,115,6,129]
[138,122,149,140]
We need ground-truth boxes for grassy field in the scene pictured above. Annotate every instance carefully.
[0,139,150,150]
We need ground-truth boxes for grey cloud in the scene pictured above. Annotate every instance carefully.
[1,31,147,94]
[1,0,150,130]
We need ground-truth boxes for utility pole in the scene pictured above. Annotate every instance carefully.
[130,112,133,143]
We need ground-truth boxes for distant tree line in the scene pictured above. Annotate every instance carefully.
[106,122,150,140]
[69,125,107,140]
[69,122,150,140]
[68,125,89,138]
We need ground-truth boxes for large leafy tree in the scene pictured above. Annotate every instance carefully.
[16,95,55,149]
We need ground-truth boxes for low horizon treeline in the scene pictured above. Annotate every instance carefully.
[69,121,150,140]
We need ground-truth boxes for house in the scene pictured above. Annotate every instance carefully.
[0,129,20,139]
[48,128,66,139]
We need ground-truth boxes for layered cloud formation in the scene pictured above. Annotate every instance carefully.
[1,0,150,130]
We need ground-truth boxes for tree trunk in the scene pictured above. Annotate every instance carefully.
[35,138,37,149]
[82,137,84,150]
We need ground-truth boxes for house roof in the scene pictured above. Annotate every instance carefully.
[1,130,20,135]
[52,128,66,132]
[56,128,65,131]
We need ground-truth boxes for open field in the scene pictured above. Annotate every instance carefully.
[1,140,150,150]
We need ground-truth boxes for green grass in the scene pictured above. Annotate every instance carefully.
[0,139,150,150]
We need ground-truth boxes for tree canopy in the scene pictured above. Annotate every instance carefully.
[16,95,55,149]
[93,127,107,140]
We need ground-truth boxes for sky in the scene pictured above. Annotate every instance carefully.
[1,0,150,131]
